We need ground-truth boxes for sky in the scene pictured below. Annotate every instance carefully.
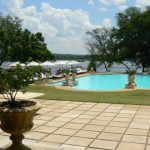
[0,0,150,55]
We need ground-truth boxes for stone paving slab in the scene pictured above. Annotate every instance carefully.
[1,99,150,150]
[1,146,58,150]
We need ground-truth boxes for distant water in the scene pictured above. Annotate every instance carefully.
[48,61,142,74]
[79,61,143,73]
[1,61,143,74]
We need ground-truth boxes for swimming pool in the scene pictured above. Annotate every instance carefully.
[53,74,150,90]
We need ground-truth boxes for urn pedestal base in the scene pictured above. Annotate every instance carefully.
[62,82,70,86]
[125,84,136,89]
[125,75,136,89]
[72,80,79,85]
[4,134,31,150]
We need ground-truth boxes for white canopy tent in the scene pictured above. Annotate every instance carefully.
[67,61,80,65]
[27,61,39,66]
[55,61,68,65]
[40,61,56,73]
[55,61,68,69]
[9,62,26,67]
[40,61,55,67]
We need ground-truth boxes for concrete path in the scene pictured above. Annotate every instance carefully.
[0,92,44,99]
[1,99,150,150]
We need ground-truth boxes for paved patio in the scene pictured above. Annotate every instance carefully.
[1,99,150,150]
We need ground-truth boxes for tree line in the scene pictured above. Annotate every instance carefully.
[54,53,89,61]
[85,7,150,72]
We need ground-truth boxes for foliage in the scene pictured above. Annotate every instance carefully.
[0,13,54,66]
[0,13,21,66]
[70,65,77,74]
[113,7,150,71]
[54,53,90,61]
[70,68,77,74]
[126,70,136,76]
[86,7,150,72]
[27,66,42,74]
[0,65,36,104]
[63,69,70,75]
[9,30,54,62]
[87,61,96,71]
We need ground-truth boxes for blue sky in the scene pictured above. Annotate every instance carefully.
[1,0,150,54]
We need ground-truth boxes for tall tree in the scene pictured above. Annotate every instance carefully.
[0,13,21,66]
[0,13,54,66]
[114,7,150,71]
[85,27,113,71]
[9,30,54,62]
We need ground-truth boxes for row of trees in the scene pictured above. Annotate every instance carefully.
[54,53,90,61]
[86,7,150,72]
[0,13,54,66]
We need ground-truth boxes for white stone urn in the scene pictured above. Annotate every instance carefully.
[72,73,78,85]
[72,73,76,81]
[65,74,70,83]
[62,74,70,86]
[125,75,136,89]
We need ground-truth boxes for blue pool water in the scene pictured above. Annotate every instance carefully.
[53,74,150,90]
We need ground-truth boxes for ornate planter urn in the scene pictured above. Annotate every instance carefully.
[0,101,41,150]
[65,74,70,82]
[63,74,70,86]
[125,75,136,89]
[72,73,76,81]
[72,73,78,85]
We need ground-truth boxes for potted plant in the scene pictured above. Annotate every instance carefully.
[63,69,70,86]
[71,69,78,85]
[31,66,43,85]
[87,61,96,72]
[45,72,50,83]
[125,70,137,89]
[0,65,41,150]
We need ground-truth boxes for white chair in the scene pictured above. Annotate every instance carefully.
[41,73,46,79]
[77,68,87,74]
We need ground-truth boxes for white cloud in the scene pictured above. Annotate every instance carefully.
[99,7,108,11]
[136,0,150,7]
[3,0,99,54]
[102,18,112,28]
[99,0,126,6]
[88,0,95,5]
[3,0,24,10]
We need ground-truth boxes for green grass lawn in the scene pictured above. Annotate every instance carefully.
[28,85,150,105]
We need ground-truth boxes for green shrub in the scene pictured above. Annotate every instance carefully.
[0,65,36,104]
[63,69,70,75]
[87,61,96,72]
[126,70,136,76]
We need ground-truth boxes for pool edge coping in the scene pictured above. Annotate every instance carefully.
[53,85,150,92]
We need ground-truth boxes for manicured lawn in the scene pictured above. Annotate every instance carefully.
[28,85,150,105]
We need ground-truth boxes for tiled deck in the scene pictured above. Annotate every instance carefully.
[1,99,150,150]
